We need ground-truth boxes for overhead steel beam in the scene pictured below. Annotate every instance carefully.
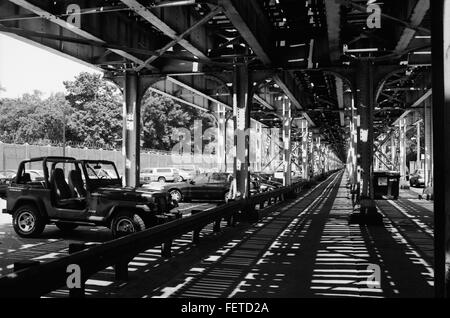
[166,76,231,110]
[253,94,274,110]
[220,0,272,64]
[147,86,209,112]
[220,0,314,127]
[8,0,153,70]
[394,0,430,53]
[324,0,341,63]
[136,6,221,71]
[392,88,432,126]
[120,0,208,60]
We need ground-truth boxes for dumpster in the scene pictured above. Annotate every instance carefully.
[373,171,400,199]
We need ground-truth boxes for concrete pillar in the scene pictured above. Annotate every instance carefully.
[424,99,433,187]
[233,64,251,199]
[122,71,141,187]
[282,99,292,186]
[216,103,226,172]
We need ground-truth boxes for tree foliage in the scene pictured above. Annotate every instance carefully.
[0,90,68,143]
[0,72,215,151]
[63,72,122,148]
[140,90,214,151]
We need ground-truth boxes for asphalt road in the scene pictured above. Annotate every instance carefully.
[0,199,217,277]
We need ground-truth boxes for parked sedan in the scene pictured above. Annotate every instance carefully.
[143,172,231,202]
[410,169,425,187]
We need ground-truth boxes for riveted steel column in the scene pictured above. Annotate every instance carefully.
[122,71,141,187]
[399,117,407,183]
[216,103,226,172]
[356,60,374,199]
[424,97,433,187]
[349,60,383,225]
[233,64,251,199]
[431,0,448,297]
[282,99,292,186]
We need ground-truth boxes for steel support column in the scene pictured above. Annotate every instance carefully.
[357,61,374,199]
[282,100,292,186]
[122,71,141,187]
[216,103,226,172]
[350,60,383,224]
[399,117,408,185]
[301,119,309,180]
[390,133,396,170]
[416,120,421,170]
[233,64,251,199]
[431,0,448,297]
[424,98,433,187]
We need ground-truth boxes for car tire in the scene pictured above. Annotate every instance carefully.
[158,177,166,183]
[111,211,146,238]
[176,176,184,182]
[169,189,182,202]
[55,222,78,232]
[13,204,46,238]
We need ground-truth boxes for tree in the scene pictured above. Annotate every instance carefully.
[0,90,68,143]
[63,72,122,148]
[140,90,214,151]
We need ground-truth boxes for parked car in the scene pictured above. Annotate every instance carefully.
[2,156,178,238]
[143,172,230,202]
[140,167,181,184]
[410,169,425,187]
[144,172,263,203]
[251,173,282,190]
[173,166,198,181]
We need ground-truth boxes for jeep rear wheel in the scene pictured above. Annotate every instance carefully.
[111,212,146,238]
[13,205,46,238]
[56,222,78,232]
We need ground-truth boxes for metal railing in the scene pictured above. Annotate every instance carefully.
[0,171,337,298]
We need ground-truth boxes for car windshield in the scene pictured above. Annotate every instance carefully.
[84,162,119,180]
[192,174,209,183]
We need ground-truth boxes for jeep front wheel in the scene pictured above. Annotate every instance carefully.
[13,205,46,238]
[111,212,145,238]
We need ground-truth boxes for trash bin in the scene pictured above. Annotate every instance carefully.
[373,171,400,199]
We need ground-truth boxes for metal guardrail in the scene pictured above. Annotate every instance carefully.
[0,171,337,298]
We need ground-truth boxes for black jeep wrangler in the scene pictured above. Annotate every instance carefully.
[2,157,179,238]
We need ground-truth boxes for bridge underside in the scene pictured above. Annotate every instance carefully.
[0,0,448,298]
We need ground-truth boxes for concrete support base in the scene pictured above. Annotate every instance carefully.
[348,198,384,225]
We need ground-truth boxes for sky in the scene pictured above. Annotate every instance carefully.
[0,33,100,99]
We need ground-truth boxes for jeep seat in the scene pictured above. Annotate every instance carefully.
[51,168,85,209]
[69,169,87,197]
